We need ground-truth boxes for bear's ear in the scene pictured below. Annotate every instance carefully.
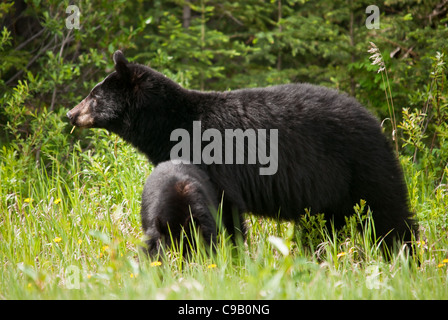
[113,50,131,81]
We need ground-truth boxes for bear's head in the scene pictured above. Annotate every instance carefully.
[68,50,196,163]
[67,50,172,133]
[67,51,133,130]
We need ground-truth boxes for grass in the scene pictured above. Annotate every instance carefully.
[1,129,448,300]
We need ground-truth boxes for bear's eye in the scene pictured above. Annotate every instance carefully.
[90,88,101,100]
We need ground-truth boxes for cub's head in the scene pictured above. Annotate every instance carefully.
[67,50,149,131]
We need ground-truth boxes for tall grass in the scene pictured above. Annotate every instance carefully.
[1,129,448,299]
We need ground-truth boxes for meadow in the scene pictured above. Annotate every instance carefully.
[1,128,448,300]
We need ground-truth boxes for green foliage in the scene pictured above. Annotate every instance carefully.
[400,51,448,187]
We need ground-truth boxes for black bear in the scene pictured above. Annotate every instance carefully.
[67,50,417,250]
[140,161,218,257]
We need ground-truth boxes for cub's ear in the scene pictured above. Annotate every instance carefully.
[113,50,131,80]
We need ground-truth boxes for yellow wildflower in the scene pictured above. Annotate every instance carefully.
[207,264,217,269]
[337,252,347,258]
[437,263,445,268]
[150,261,162,267]
[24,198,33,203]
[53,237,62,243]
[54,198,62,204]
[416,240,425,246]
[443,259,448,264]
[102,245,109,252]
[78,239,82,245]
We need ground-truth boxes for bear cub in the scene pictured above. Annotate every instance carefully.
[141,161,218,257]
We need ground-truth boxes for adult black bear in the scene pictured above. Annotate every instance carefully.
[67,50,417,250]
[140,161,218,257]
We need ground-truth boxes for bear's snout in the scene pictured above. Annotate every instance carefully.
[67,98,95,127]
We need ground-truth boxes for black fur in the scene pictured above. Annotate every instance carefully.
[140,162,218,257]
[68,50,417,250]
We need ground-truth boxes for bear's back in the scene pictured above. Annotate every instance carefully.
[197,83,393,219]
